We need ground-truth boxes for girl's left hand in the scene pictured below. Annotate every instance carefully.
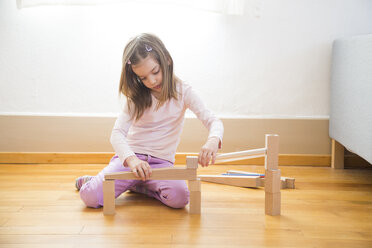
[198,137,220,167]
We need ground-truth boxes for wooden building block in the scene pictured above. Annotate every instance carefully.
[260,177,295,189]
[265,192,281,216]
[188,179,201,191]
[189,190,201,214]
[198,175,261,188]
[105,167,197,181]
[186,156,199,169]
[265,134,279,170]
[332,139,344,169]
[265,169,281,193]
[103,179,116,215]
[282,177,295,189]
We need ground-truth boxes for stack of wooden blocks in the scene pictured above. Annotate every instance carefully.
[264,134,281,215]
[186,156,201,214]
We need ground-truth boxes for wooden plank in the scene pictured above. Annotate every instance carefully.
[104,167,197,180]
[215,148,266,160]
[198,175,261,188]
[332,139,345,169]
[226,170,265,177]
[176,153,331,166]
[226,170,294,189]
[215,154,266,164]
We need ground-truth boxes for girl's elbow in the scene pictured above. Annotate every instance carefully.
[110,129,127,146]
[110,129,120,145]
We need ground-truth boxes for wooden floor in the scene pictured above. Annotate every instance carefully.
[0,163,372,248]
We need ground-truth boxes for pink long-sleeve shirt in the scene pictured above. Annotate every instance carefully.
[110,82,224,164]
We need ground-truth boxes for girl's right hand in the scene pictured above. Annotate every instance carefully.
[124,155,152,181]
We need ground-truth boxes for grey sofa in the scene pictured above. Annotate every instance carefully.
[329,34,372,168]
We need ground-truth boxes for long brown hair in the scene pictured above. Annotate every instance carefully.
[119,33,179,121]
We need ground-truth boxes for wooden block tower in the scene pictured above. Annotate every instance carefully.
[186,156,201,214]
[264,134,281,216]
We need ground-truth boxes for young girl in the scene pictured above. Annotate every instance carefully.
[76,33,224,209]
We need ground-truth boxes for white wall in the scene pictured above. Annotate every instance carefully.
[1,0,372,118]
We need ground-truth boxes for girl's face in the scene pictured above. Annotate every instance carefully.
[131,56,163,95]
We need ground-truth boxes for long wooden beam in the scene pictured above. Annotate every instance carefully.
[104,167,197,180]
[215,148,267,162]
[199,174,295,189]
[198,175,261,187]
[215,154,266,164]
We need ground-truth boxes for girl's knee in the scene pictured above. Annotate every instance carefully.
[79,183,102,208]
[160,185,190,209]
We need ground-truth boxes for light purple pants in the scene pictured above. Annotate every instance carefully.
[79,154,189,209]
